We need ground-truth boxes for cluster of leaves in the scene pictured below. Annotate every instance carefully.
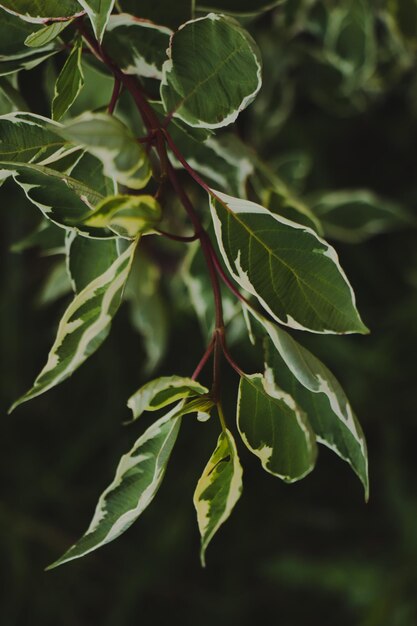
[3,0,412,569]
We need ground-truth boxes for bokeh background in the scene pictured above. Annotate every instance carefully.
[2,1,417,624]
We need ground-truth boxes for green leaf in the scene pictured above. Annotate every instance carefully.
[0,1,82,22]
[161,13,262,129]
[103,15,172,80]
[249,307,369,497]
[117,0,190,29]
[52,37,84,121]
[309,189,415,243]
[193,428,243,566]
[37,259,72,306]
[47,406,182,568]
[209,190,368,334]
[125,251,169,374]
[127,375,209,421]
[65,232,119,292]
[197,0,282,15]
[10,240,138,411]
[24,20,71,47]
[0,112,68,164]
[77,0,115,42]
[81,194,162,238]
[57,112,151,189]
[237,373,317,482]
[11,220,66,255]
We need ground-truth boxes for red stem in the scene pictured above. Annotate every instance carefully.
[108,77,121,115]
[192,338,215,380]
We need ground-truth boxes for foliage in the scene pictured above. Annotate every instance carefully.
[0,0,415,579]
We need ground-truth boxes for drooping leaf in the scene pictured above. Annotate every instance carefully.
[127,375,209,421]
[237,373,317,482]
[209,190,368,334]
[103,14,172,80]
[65,231,119,292]
[194,428,242,566]
[52,37,84,121]
[24,20,71,47]
[0,0,82,22]
[10,240,138,411]
[77,0,115,42]
[56,112,151,189]
[47,406,182,568]
[161,13,262,129]
[249,307,369,497]
[81,194,161,238]
[309,189,414,243]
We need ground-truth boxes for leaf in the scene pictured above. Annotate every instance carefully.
[0,112,68,164]
[196,0,282,14]
[127,375,209,421]
[161,13,262,129]
[10,240,138,411]
[0,0,82,22]
[309,189,415,243]
[125,251,169,374]
[81,194,161,238]
[57,112,151,189]
[118,0,191,29]
[0,48,58,77]
[77,0,115,42]
[209,190,368,334]
[249,307,369,497]
[47,406,182,568]
[11,220,66,255]
[36,259,72,306]
[24,20,71,47]
[103,14,172,80]
[52,37,84,121]
[193,428,242,566]
[237,373,317,482]
[65,231,119,292]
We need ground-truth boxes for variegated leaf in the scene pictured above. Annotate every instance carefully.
[209,190,368,334]
[249,307,369,497]
[10,240,138,411]
[82,194,161,238]
[0,0,82,22]
[24,20,71,47]
[104,14,172,80]
[237,373,317,482]
[56,112,151,190]
[194,428,242,566]
[77,0,115,42]
[47,406,182,568]
[52,37,84,121]
[161,14,262,129]
[65,231,119,292]
[0,112,68,164]
[127,375,209,421]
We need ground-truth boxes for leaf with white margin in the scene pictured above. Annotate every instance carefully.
[10,240,138,412]
[47,405,182,569]
[249,307,369,498]
[52,37,84,121]
[127,375,209,421]
[56,112,151,190]
[209,190,368,335]
[0,112,68,164]
[25,20,71,47]
[161,13,262,129]
[65,231,119,292]
[77,0,115,43]
[0,0,83,22]
[194,428,242,566]
[82,194,161,238]
[103,14,172,80]
[237,373,317,482]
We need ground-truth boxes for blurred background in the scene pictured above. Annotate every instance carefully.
[1,1,417,624]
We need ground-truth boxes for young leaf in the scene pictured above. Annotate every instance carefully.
[0,1,82,22]
[103,14,172,80]
[161,13,262,129]
[81,194,162,238]
[237,373,317,482]
[127,375,209,421]
[65,232,119,292]
[10,240,138,412]
[249,307,369,497]
[209,190,368,334]
[52,37,84,121]
[194,428,243,566]
[77,0,115,43]
[47,406,182,568]
[24,20,71,48]
[57,112,151,189]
